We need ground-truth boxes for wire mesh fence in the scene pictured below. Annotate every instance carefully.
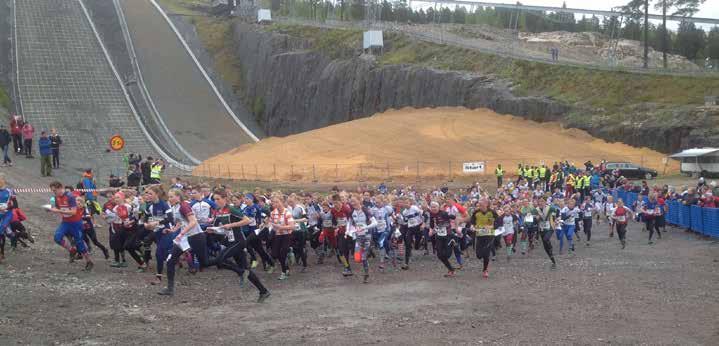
[193,155,679,183]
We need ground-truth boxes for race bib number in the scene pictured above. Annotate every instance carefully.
[322,219,333,228]
[524,215,534,223]
[408,218,420,228]
[227,230,236,242]
[337,218,347,227]
[477,228,492,236]
[584,211,592,218]
[616,215,626,222]
[436,226,447,237]
[541,221,550,230]
[377,220,387,230]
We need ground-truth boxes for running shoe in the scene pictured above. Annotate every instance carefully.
[137,264,147,273]
[363,274,369,284]
[157,287,174,296]
[455,264,463,271]
[586,242,591,247]
[278,272,289,281]
[491,256,496,262]
[239,275,246,288]
[621,240,626,249]
[401,264,409,270]
[444,271,456,278]
[648,241,655,245]
[251,260,258,269]
[119,262,129,268]
[151,275,162,286]
[378,264,385,272]
[551,263,557,270]
[110,261,122,268]
[342,268,353,277]
[300,267,307,273]
[84,261,94,272]
[482,270,489,279]
[257,291,271,303]
[242,268,250,283]
[266,265,275,274]
[68,247,77,263]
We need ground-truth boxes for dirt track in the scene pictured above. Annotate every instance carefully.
[198,107,679,182]
[1,164,718,344]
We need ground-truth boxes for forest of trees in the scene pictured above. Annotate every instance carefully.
[270,0,719,61]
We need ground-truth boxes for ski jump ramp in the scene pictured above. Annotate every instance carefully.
[118,0,259,161]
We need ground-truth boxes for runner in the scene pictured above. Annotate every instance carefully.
[331,194,353,275]
[612,199,634,249]
[499,205,516,262]
[465,199,498,279]
[242,193,274,271]
[77,196,109,260]
[268,196,295,281]
[142,185,176,285]
[399,196,424,270]
[0,176,15,262]
[372,195,395,271]
[347,197,378,283]
[537,197,558,269]
[604,195,617,238]
[579,196,595,247]
[641,193,662,245]
[159,189,208,296]
[207,189,270,302]
[46,181,93,271]
[428,201,457,277]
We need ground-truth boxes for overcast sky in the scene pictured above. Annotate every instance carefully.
[412,0,719,30]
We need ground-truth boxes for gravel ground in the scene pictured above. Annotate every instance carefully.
[1,161,718,345]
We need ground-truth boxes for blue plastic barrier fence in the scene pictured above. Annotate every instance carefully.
[690,205,704,235]
[703,208,719,238]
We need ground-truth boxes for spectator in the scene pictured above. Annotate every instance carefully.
[108,174,125,188]
[141,156,153,185]
[38,131,52,177]
[49,128,62,169]
[682,187,699,206]
[0,125,11,167]
[22,121,34,158]
[9,116,23,154]
[81,169,100,214]
[700,192,718,208]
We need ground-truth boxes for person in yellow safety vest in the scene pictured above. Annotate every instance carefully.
[516,164,524,184]
[550,171,558,190]
[150,160,164,184]
[581,173,591,199]
[539,165,548,190]
[495,164,504,188]
[566,173,576,198]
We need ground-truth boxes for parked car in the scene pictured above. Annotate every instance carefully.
[604,162,658,180]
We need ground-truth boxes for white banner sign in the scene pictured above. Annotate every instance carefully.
[463,162,485,174]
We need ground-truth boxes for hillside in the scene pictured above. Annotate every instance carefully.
[195,107,678,182]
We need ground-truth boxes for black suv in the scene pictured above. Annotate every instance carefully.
[604,162,658,180]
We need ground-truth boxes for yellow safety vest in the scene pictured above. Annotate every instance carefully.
[495,167,504,177]
[150,165,162,179]
[567,175,575,187]
[539,167,547,178]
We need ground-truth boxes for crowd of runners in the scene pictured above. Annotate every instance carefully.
[0,159,715,303]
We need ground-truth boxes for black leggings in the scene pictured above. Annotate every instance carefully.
[402,226,420,265]
[210,236,267,293]
[338,233,354,269]
[166,233,209,284]
[123,229,147,266]
[582,218,592,242]
[109,226,127,262]
[475,235,494,271]
[292,231,308,268]
[247,232,273,267]
[645,218,661,241]
[436,236,454,271]
[271,233,291,273]
[83,227,109,257]
[617,223,628,242]
[541,230,556,264]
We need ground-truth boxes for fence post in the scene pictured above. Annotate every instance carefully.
[227,165,231,179]
[290,164,294,181]
[255,165,258,181]
[416,160,420,182]
[448,160,452,182]
[312,164,317,183]
[241,164,245,180]
[335,164,339,182]
[273,164,277,181]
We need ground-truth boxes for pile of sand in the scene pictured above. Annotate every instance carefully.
[195,107,678,182]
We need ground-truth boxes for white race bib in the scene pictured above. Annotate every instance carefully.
[524,215,534,223]
[227,230,236,242]
[377,220,387,230]
[337,218,347,227]
[477,228,492,236]
[541,221,550,229]
[436,226,447,236]
[322,219,333,228]
[616,215,626,222]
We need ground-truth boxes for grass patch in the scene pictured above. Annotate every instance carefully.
[0,86,10,111]
[267,24,363,60]
[193,17,245,95]
[156,0,208,15]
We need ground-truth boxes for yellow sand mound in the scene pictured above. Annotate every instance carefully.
[195,107,678,182]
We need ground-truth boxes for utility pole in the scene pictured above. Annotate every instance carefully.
[662,0,668,69]
[643,0,649,68]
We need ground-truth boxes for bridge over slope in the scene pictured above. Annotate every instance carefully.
[14,0,192,171]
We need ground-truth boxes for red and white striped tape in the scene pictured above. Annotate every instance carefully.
[12,187,116,194]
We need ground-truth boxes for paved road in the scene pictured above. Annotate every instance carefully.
[120,0,256,160]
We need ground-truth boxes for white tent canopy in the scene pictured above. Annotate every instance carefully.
[669,148,719,158]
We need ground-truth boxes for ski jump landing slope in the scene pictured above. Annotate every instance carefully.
[119,0,258,160]
[14,0,160,171]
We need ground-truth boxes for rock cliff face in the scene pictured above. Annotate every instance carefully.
[231,23,569,136]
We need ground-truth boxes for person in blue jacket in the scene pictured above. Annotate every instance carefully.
[38,131,52,177]
[0,176,16,262]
